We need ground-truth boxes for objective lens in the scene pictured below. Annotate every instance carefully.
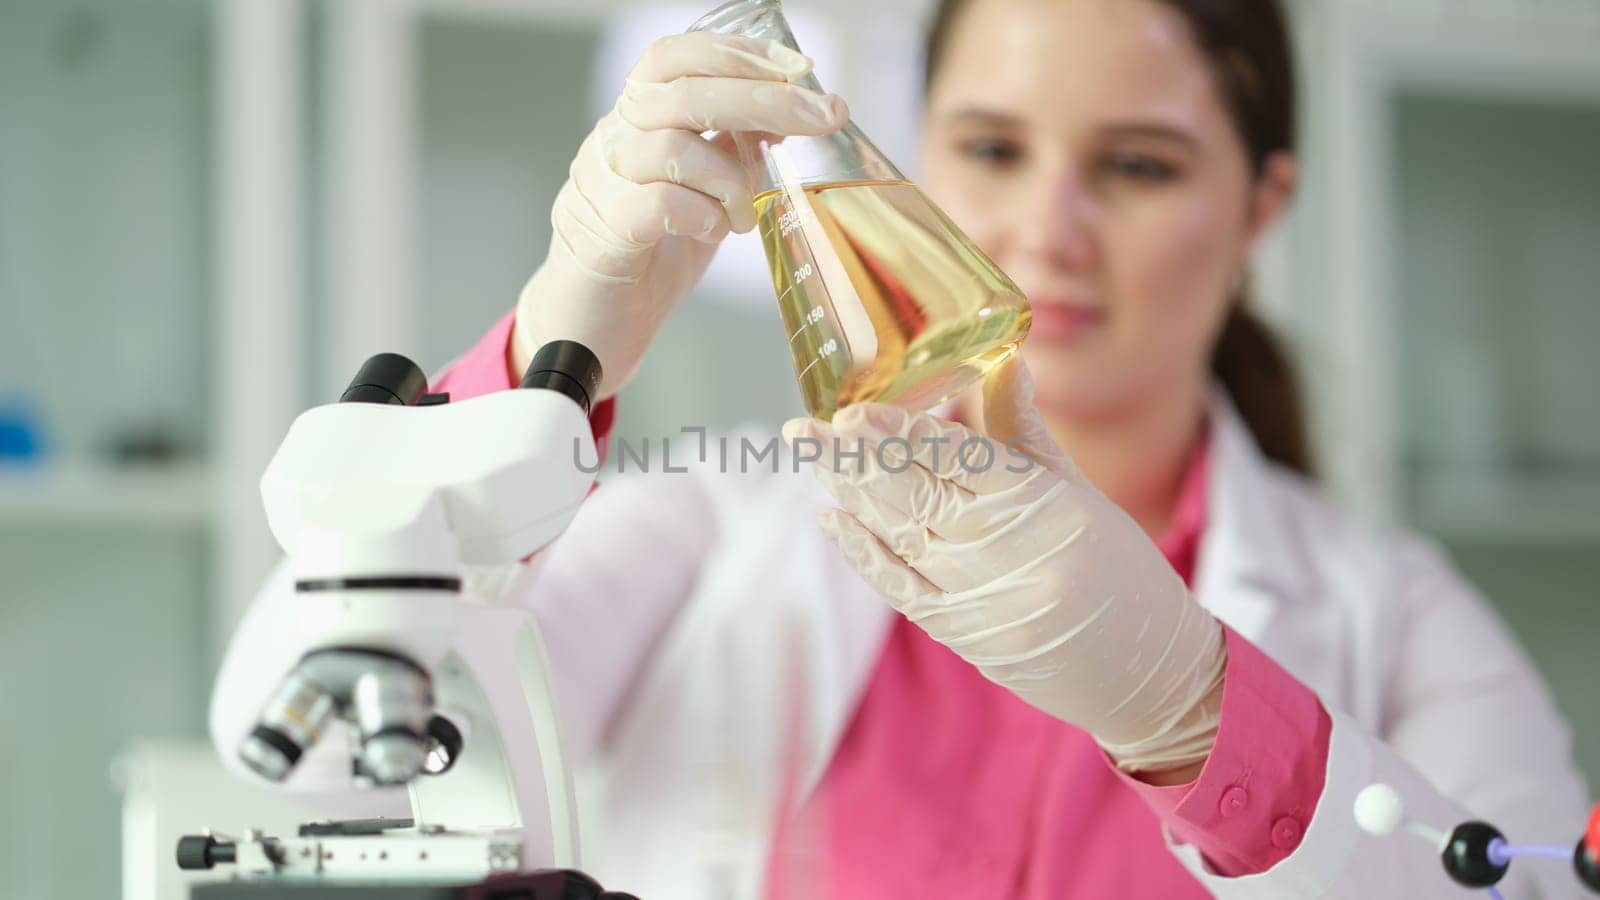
[240,672,334,782]
[351,667,434,785]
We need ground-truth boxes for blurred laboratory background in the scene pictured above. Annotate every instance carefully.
[0,0,1597,897]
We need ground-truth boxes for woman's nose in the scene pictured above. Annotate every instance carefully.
[1015,168,1097,272]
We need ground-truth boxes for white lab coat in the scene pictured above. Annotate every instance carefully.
[213,394,1591,899]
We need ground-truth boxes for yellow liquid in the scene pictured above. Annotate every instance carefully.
[755,179,1031,420]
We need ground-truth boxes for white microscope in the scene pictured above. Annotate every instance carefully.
[177,342,638,899]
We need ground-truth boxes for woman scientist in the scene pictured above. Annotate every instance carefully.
[214,0,1591,896]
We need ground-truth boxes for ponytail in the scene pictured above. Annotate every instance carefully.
[1210,302,1313,475]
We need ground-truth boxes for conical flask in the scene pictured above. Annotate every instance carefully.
[688,0,1032,421]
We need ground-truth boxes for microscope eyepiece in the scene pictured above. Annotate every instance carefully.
[341,353,429,405]
[520,340,602,416]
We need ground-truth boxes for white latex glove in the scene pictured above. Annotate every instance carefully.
[781,357,1227,773]
[513,33,850,399]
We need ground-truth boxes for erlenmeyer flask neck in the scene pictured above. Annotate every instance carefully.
[688,0,791,42]
[687,0,905,192]
[688,0,822,93]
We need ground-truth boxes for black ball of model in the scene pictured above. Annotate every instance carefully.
[1442,822,1509,887]
[1575,839,1600,893]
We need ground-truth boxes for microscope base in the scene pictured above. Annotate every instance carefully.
[194,885,463,899]
[190,868,628,899]
[177,827,636,897]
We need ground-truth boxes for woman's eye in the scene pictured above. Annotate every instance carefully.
[1103,152,1177,181]
[959,138,1023,167]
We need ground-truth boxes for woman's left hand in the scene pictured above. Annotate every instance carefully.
[782,357,1226,775]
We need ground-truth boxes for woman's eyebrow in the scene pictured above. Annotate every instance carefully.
[1098,122,1199,150]
[940,107,1026,128]
[939,111,1200,151]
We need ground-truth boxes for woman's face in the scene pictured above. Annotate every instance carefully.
[921,0,1293,423]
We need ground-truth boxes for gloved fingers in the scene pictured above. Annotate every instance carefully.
[708,129,742,155]
[783,409,1027,521]
[815,507,943,614]
[616,75,848,138]
[980,356,1080,482]
[569,132,731,249]
[807,414,1118,595]
[828,403,1057,498]
[783,411,1065,557]
[804,448,1038,593]
[783,404,1058,534]
[818,505,1062,656]
[840,433,1057,557]
[819,472,934,566]
[627,33,813,85]
[798,417,981,532]
[548,179,651,285]
[850,494,1017,594]
[595,117,757,234]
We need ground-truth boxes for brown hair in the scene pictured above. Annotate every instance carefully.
[924,0,1313,475]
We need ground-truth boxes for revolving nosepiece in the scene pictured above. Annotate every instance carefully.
[237,648,437,787]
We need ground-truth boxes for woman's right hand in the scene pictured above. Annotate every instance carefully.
[512,33,850,400]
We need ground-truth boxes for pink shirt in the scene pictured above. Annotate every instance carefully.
[440,313,1332,896]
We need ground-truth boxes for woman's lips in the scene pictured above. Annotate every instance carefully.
[1027,300,1106,341]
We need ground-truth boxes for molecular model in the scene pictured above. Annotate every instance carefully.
[1354,783,1600,899]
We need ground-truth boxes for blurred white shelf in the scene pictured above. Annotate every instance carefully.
[0,460,215,528]
[1409,465,1600,542]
